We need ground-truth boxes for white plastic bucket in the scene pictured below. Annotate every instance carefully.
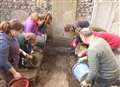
[72,62,89,82]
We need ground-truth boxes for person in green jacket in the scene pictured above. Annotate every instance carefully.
[18,32,36,68]
[79,28,119,87]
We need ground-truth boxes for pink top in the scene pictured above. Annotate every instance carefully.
[93,32,120,49]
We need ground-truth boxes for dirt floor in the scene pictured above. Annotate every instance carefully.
[35,41,81,87]
[35,39,120,87]
[0,39,119,87]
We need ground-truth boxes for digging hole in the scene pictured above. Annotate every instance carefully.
[34,39,120,87]
[35,40,80,87]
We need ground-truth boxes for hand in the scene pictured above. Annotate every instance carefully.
[31,50,34,54]
[13,72,22,80]
[73,43,77,47]
[26,54,33,59]
[78,53,82,57]
[81,80,91,87]
[78,50,87,57]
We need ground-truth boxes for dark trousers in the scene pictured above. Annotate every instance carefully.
[92,77,118,87]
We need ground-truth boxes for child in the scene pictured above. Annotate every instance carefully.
[38,12,52,35]
[18,32,37,68]
[36,13,52,48]
[24,12,39,33]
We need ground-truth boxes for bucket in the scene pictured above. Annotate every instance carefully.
[8,78,29,87]
[72,62,89,82]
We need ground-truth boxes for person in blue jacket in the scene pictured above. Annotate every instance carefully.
[0,21,22,84]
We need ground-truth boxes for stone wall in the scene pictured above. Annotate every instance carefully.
[52,0,94,39]
[76,0,94,21]
[0,0,94,22]
[0,0,52,22]
[0,0,93,22]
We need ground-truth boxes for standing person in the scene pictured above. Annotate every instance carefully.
[79,28,119,87]
[0,21,22,84]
